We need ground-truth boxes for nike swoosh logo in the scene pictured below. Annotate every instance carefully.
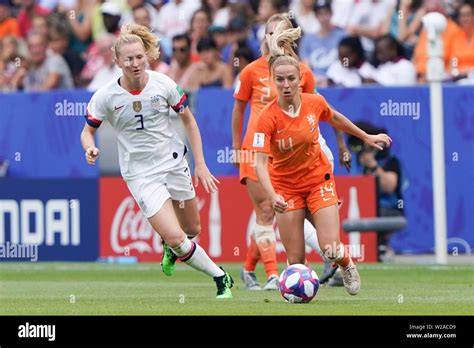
[277,129,285,133]
[114,105,124,111]
[322,197,332,201]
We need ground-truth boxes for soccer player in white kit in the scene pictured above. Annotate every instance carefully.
[80,24,233,299]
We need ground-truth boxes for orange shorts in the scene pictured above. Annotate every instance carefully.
[275,176,339,215]
[239,148,258,184]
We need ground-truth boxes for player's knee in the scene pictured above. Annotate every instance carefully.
[257,201,274,225]
[183,222,201,238]
[164,232,187,249]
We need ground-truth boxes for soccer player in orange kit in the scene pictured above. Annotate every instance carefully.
[232,13,350,290]
[253,22,392,295]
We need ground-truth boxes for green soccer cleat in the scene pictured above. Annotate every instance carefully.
[214,268,234,299]
[161,241,178,276]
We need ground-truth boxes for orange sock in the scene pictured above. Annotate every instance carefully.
[257,240,279,278]
[335,253,351,268]
[244,236,260,272]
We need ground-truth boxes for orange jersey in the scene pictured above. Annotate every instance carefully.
[234,56,315,151]
[254,93,333,192]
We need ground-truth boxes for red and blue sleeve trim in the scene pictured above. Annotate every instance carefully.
[171,93,188,113]
[85,110,102,128]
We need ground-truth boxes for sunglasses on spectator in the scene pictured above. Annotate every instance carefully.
[173,47,189,53]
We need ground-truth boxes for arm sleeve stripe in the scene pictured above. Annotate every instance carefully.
[171,93,188,112]
[85,110,102,128]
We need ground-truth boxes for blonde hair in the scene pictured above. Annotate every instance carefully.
[260,13,293,56]
[112,24,160,61]
[265,21,301,73]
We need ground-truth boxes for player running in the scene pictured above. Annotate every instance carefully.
[232,13,349,290]
[80,24,233,299]
[254,22,392,295]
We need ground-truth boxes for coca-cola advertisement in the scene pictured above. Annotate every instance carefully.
[99,176,377,262]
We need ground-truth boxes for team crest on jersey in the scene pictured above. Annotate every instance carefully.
[150,95,161,110]
[133,101,142,112]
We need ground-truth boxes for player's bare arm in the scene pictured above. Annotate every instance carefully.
[327,110,392,150]
[179,105,219,193]
[80,123,100,165]
[231,99,247,168]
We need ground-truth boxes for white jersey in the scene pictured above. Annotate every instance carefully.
[86,70,189,181]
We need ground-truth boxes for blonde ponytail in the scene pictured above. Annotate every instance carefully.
[265,21,301,73]
[113,24,160,61]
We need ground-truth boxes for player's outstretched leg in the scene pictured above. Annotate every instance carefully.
[150,200,233,298]
[313,205,360,295]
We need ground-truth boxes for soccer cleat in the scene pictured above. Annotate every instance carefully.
[239,267,262,290]
[319,259,342,286]
[340,264,361,295]
[263,275,279,291]
[214,268,234,299]
[160,241,178,276]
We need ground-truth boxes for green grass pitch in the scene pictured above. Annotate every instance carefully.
[0,262,472,315]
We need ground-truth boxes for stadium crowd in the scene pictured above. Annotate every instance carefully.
[0,0,472,92]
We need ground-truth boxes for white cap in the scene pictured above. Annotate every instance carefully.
[101,1,121,16]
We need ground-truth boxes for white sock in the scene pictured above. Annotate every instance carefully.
[303,219,322,255]
[172,238,224,278]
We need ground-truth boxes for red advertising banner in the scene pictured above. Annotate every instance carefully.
[100,176,377,263]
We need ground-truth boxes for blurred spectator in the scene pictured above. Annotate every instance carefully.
[48,20,85,85]
[121,0,160,33]
[188,8,212,62]
[149,43,170,74]
[222,15,260,64]
[232,44,254,88]
[381,0,425,59]
[167,33,193,89]
[330,0,356,29]
[80,1,120,83]
[0,35,26,91]
[449,1,474,81]
[23,30,73,90]
[186,36,233,92]
[346,0,395,56]
[300,0,346,86]
[208,25,228,56]
[67,0,94,56]
[132,3,151,29]
[157,0,201,39]
[413,0,461,82]
[255,0,286,41]
[0,0,20,38]
[326,36,376,86]
[366,34,416,85]
[31,13,47,35]
[202,0,230,27]
[289,0,320,35]
[87,32,120,91]
[17,0,49,38]
[348,121,407,262]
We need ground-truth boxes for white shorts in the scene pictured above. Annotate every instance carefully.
[126,158,195,218]
[320,139,335,171]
